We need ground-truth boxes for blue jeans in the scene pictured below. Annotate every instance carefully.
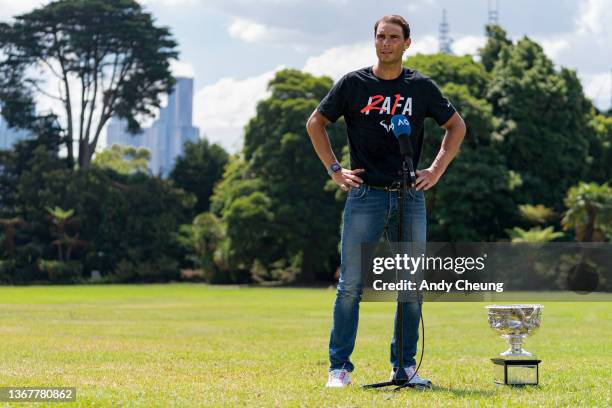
[328,184,426,372]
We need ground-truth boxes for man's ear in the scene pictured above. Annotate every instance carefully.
[404,37,412,50]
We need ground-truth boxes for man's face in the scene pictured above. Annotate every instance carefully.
[374,21,411,64]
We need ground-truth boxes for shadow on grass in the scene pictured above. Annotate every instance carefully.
[361,385,497,398]
[429,385,497,397]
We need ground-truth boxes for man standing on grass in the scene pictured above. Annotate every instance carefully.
[306,15,466,387]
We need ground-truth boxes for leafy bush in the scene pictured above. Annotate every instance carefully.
[38,260,83,283]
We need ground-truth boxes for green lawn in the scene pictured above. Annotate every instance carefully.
[0,284,610,407]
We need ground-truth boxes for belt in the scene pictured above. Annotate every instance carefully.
[365,181,411,192]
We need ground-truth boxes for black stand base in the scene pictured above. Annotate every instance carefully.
[362,368,432,391]
[362,380,432,391]
[491,358,541,386]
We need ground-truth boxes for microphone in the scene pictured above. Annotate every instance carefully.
[390,114,416,183]
[390,114,413,158]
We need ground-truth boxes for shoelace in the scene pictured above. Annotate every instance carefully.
[330,370,347,382]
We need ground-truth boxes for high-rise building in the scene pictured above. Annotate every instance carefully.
[0,115,32,150]
[105,77,200,177]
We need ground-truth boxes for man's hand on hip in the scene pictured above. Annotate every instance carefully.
[332,168,365,192]
[415,167,440,191]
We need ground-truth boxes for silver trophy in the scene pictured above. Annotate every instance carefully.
[486,304,543,385]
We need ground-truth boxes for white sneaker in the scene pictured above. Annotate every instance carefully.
[390,366,432,387]
[326,369,352,387]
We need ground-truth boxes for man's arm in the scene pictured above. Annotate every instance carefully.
[414,112,466,191]
[306,109,364,192]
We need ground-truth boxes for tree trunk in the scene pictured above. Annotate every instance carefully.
[65,137,74,169]
[79,140,91,171]
[584,204,596,242]
[0,223,15,256]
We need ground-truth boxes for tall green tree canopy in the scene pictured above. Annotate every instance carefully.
[585,114,612,183]
[93,144,151,175]
[0,0,177,170]
[406,53,518,240]
[479,25,512,72]
[488,37,593,209]
[170,138,229,215]
[212,69,346,282]
[408,53,489,98]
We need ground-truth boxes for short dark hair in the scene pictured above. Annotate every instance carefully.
[374,15,410,39]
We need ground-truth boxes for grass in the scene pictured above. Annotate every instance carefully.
[0,284,610,407]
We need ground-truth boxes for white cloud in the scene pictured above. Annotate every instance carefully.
[536,37,570,60]
[580,71,611,111]
[303,42,374,80]
[227,17,308,50]
[138,0,197,5]
[576,0,612,36]
[0,0,48,21]
[228,18,270,43]
[452,35,486,56]
[407,35,439,55]
[170,60,195,78]
[194,67,283,153]
[528,0,612,111]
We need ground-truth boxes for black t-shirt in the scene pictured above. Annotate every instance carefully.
[318,66,456,186]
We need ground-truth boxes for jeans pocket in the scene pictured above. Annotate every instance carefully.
[408,189,425,201]
[348,184,368,200]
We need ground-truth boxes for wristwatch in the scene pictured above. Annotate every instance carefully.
[327,162,342,176]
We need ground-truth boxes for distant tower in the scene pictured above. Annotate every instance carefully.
[488,0,500,25]
[438,9,453,54]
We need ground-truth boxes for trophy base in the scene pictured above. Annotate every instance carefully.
[491,358,541,386]
[500,348,532,357]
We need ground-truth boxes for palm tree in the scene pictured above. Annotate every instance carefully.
[46,206,87,261]
[562,182,612,242]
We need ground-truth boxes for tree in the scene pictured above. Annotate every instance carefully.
[562,182,612,242]
[408,53,489,98]
[45,206,86,261]
[211,69,346,282]
[478,25,512,72]
[92,144,151,175]
[177,212,226,283]
[507,226,563,243]
[585,114,612,183]
[241,69,346,282]
[506,204,563,243]
[170,138,229,214]
[406,54,518,241]
[487,37,593,209]
[0,217,24,257]
[518,204,557,225]
[0,0,177,170]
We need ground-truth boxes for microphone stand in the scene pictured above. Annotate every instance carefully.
[363,155,422,391]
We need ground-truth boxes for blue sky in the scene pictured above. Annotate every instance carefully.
[1,0,611,152]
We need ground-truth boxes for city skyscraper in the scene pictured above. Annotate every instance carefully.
[105,77,199,177]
